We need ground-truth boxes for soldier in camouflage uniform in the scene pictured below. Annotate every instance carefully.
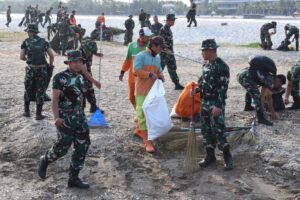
[237,56,276,126]
[5,5,11,27]
[151,16,163,36]
[260,21,277,50]
[20,24,54,120]
[284,61,300,109]
[159,14,184,90]
[80,37,103,113]
[196,39,232,171]
[58,16,74,56]
[284,24,299,51]
[38,50,101,189]
[124,15,135,46]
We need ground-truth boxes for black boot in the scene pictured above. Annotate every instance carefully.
[244,93,255,111]
[38,155,49,179]
[287,96,300,110]
[68,167,90,189]
[44,93,51,101]
[257,109,273,126]
[199,147,217,168]
[223,146,233,171]
[89,104,97,113]
[36,104,46,120]
[23,101,30,117]
[174,83,184,90]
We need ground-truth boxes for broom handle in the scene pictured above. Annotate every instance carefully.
[190,83,195,132]
[98,25,103,107]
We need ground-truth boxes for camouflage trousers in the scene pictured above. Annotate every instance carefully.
[59,35,68,55]
[160,53,180,84]
[124,29,133,45]
[291,81,300,100]
[260,28,272,49]
[238,70,261,111]
[45,110,90,171]
[199,100,228,150]
[83,66,96,109]
[24,65,47,105]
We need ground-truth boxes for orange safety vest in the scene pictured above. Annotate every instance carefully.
[69,17,76,26]
[97,16,105,23]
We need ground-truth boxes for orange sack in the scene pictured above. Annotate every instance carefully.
[175,82,201,118]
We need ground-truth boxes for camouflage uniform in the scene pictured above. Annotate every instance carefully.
[159,20,181,87]
[124,16,135,45]
[6,6,11,27]
[285,24,299,51]
[287,62,300,102]
[198,57,230,150]
[238,68,261,112]
[80,37,98,111]
[58,19,70,55]
[151,22,163,36]
[260,22,276,50]
[21,30,49,106]
[44,60,90,171]
[43,8,52,27]
[197,39,232,171]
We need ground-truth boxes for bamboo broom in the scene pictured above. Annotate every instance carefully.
[184,83,199,172]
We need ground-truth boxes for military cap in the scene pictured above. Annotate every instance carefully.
[201,39,218,50]
[64,50,85,64]
[24,23,40,33]
[165,14,177,21]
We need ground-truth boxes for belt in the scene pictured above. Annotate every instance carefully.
[28,64,47,68]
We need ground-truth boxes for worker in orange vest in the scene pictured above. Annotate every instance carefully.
[69,10,76,26]
[96,13,105,28]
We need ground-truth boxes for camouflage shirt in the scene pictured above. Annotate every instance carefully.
[287,61,300,82]
[287,25,299,34]
[159,25,173,51]
[151,22,163,36]
[53,69,85,111]
[261,23,276,31]
[125,18,135,30]
[199,57,230,108]
[80,38,98,67]
[21,35,49,65]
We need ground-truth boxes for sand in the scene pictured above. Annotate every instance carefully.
[0,35,300,199]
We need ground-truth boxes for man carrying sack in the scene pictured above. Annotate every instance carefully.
[134,36,165,153]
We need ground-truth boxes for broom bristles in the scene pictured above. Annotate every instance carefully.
[184,131,199,172]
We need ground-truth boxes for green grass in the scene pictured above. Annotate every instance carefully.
[239,42,261,48]
[0,30,27,42]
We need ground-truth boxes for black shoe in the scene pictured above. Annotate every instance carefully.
[257,110,273,126]
[175,84,184,90]
[23,101,30,117]
[68,168,89,189]
[187,25,191,27]
[36,104,46,120]
[38,156,49,179]
[223,146,233,171]
[44,94,51,101]
[199,147,216,168]
[244,105,255,111]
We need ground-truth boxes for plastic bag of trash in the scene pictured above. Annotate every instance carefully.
[143,80,173,140]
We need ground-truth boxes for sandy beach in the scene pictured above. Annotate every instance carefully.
[0,33,300,199]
